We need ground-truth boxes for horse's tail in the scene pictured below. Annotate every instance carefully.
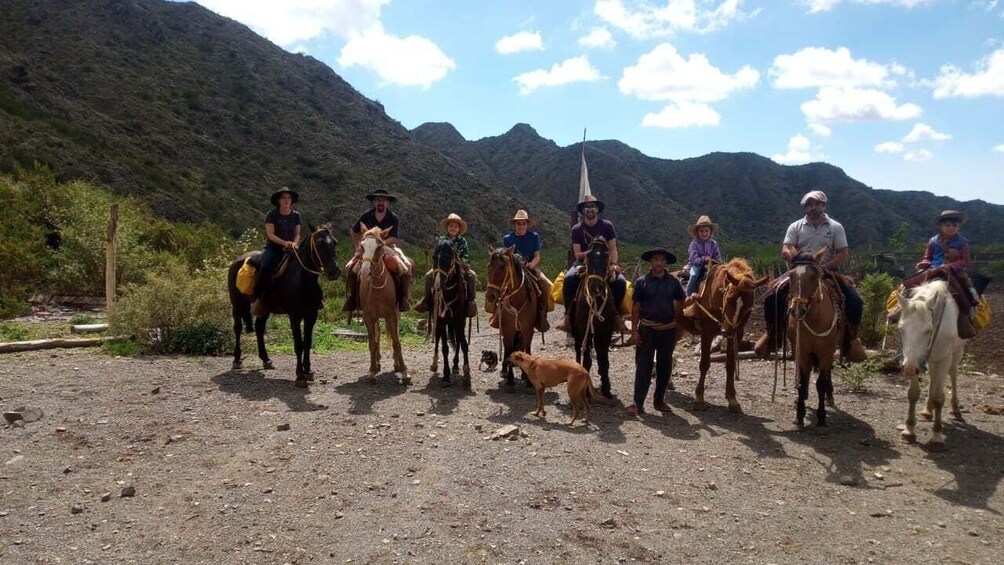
[585,372,611,404]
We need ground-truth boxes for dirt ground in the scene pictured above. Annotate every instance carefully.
[2,298,1003,564]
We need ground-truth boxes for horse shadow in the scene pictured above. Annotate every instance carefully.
[212,369,328,413]
[411,374,476,416]
[659,389,790,454]
[923,420,1004,512]
[331,372,409,415]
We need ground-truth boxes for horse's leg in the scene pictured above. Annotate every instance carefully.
[389,314,409,385]
[795,361,810,431]
[365,315,380,379]
[902,372,921,443]
[290,314,305,383]
[949,345,965,421]
[724,336,743,414]
[815,362,831,430]
[693,331,712,411]
[927,359,948,450]
[596,333,611,399]
[256,314,273,370]
[301,310,317,381]
[460,317,471,389]
[451,321,461,378]
[521,329,534,387]
[231,307,243,370]
[430,317,440,375]
[440,321,451,385]
[501,332,515,389]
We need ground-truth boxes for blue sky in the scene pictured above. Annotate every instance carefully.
[190,1,1004,204]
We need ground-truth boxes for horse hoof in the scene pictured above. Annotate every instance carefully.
[430,364,438,373]
[304,371,316,381]
[814,425,830,436]
[440,378,452,388]
[463,379,472,390]
[927,440,946,452]
[692,401,710,412]
[901,431,916,443]
[920,411,933,421]
[232,360,242,370]
[293,379,309,388]
[727,404,744,415]
[796,422,805,432]
[263,360,275,370]
[401,376,412,386]
[951,411,965,422]
[826,399,836,409]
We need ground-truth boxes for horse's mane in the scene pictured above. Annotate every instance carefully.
[907,279,950,303]
[724,257,752,276]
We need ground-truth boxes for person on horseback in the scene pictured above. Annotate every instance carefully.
[343,189,412,312]
[682,215,723,318]
[502,209,550,332]
[557,195,627,332]
[415,213,478,318]
[754,190,866,362]
[627,247,686,415]
[250,187,301,316]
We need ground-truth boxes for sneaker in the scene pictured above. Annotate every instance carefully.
[627,405,640,416]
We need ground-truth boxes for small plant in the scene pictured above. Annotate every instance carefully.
[834,355,884,391]
[69,314,95,325]
[0,322,29,342]
[102,337,145,356]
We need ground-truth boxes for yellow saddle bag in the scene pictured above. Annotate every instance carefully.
[974,295,992,331]
[236,258,257,296]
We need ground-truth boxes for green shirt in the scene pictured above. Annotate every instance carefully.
[440,233,470,263]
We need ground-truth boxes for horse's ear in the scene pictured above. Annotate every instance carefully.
[359,222,369,232]
[380,227,393,239]
[896,290,910,310]
[813,246,829,264]
[753,275,770,288]
[505,244,516,256]
[486,243,494,255]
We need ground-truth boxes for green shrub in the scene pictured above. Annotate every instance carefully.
[0,323,29,342]
[857,272,897,347]
[69,314,95,325]
[834,355,883,391]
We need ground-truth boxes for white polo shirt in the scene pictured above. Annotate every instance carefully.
[783,214,848,265]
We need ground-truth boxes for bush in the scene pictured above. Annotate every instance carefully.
[857,272,897,347]
[834,355,883,391]
[110,261,231,355]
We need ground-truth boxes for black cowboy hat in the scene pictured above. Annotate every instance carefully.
[641,247,677,264]
[365,189,398,202]
[576,194,605,214]
[270,187,299,206]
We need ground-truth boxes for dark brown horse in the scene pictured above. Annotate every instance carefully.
[570,237,617,398]
[227,224,341,387]
[428,237,471,388]
[485,245,537,388]
[677,258,768,413]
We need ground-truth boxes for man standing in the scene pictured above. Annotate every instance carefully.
[343,189,412,312]
[628,247,686,415]
[755,190,866,362]
[502,209,550,332]
[557,195,627,332]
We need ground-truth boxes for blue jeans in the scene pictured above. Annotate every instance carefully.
[253,246,284,298]
[685,263,705,296]
[563,265,626,312]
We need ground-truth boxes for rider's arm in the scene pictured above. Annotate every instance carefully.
[290,224,301,250]
[607,238,620,269]
[916,239,935,270]
[265,223,290,248]
[350,225,362,250]
[781,243,799,263]
[528,250,540,270]
[822,247,849,270]
[573,243,586,261]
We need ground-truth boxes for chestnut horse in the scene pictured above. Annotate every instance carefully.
[677,258,768,413]
[227,225,341,387]
[485,245,537,388]
[358,226,409,385]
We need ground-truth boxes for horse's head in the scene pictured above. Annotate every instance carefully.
[897,281,949,377]
[485,244,518,304]
[787,263,823,321]
[309,224,341,281]
[584,237,610,297]
[432,237,456,274]
[719,259,769,335]
[359,224,391,277]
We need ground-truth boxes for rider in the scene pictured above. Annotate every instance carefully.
[502,209,550,332]
[557,195,627,333]
[251,187,301,316]
[343,189,412,312]
[415,213,478,318]
[682,215,723,318]
[754,190,866,362]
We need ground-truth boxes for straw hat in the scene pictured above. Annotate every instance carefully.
[687,215,718,237]
[641,247,678,264]
[509,209,535,227]
[270,187,299,207]
[576,194,605,214]
[441,213,468,235]
[365,188,398,202]
[934,210,966,226]
[800,190,828,206]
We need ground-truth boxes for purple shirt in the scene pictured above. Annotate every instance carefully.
[571,219,617,249]
[686,237,721,269]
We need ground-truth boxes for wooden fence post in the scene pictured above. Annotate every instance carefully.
[106,203,118,314]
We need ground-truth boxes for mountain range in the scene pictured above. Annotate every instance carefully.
[2,0,1001,252]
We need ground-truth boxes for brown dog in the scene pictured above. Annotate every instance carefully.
[508,351,606,425]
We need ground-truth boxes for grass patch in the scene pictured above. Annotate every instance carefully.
[0,321,75,341]
[101,337,146,356]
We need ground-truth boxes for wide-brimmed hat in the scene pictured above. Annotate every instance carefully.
[441,213,468,235]
[641,247,677,264]
[270,187,299,206]
[509,209,535,227]
[800,190,828,206]
[935,210,966,226]
[365,189,397,202]
[687,215,719,237]
[576,194,605,214]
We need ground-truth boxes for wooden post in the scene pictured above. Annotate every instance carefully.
[106,204,118,314]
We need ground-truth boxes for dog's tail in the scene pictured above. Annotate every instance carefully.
[585,372,612,404]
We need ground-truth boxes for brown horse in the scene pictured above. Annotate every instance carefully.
[485,245,537,388]
[677,258,768,413]
[785,257,846,430]
[358,226,409,385]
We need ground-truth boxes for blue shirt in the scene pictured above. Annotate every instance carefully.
[503,231,541,262]
[632,271,686,323]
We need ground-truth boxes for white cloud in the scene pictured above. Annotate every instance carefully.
[338,24,455,88]
[993,144,1004,153]
[770,46,904,89]
[495,31,544,55]
[902,123,952,143]
[904,149,934,161]
[619,43,759,102]
[594,0,755,39]
[807,123,832,136]
[801,86,921,122]
[932,49,1004,98]
[196,0,388,45]
[875,141,904,154]
[513,56,603,95]
[641,102,721,128]
[772,134,820,165]
[579,28,617,49]
[804,0,934,13]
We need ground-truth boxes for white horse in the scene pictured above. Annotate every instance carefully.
[897,279,967,449]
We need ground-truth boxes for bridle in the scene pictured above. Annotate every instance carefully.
[486,250,531,360]
[293,227,333,276]
[360,233,390,289]
[788,264,840,338]
[580,243,613,358]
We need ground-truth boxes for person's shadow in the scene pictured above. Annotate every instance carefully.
[657,389,788,451]
[212,369,328,412]
[410,374,475,416]
[331,372,409,415]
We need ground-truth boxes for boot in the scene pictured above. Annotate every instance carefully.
[534,300,550,332]
[342,272,358,312]
[556,313,570,333]
[397,272,413,312]
[414,273,433,313]
[467,300,478,318]
[754,327,777,360]
[683,295,700,318]
[844,325,867,363]
[958,313,977,339]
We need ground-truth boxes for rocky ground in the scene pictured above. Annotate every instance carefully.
[1,298,1003,564]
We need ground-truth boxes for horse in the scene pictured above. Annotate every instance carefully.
[485,245,537,389]
[428,237,471,388]
[677,258,769,413]
[784,257,846,430]
[897,279,967,449]
[570,237,617,398]
[227,224,341,387]
[358,226,409,385]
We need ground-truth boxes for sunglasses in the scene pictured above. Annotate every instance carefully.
[582,204,598,210]
[940,220,961,226]
[803,201,824,208]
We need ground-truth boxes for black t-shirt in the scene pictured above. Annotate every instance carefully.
[265,209,301,251]
[352,209,399,239]
[632,271,685,323]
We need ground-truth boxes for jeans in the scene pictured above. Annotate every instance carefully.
[253,246,284,298]
[685,263,705,296]
[633,326,677,408]
[563,265,626,312]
